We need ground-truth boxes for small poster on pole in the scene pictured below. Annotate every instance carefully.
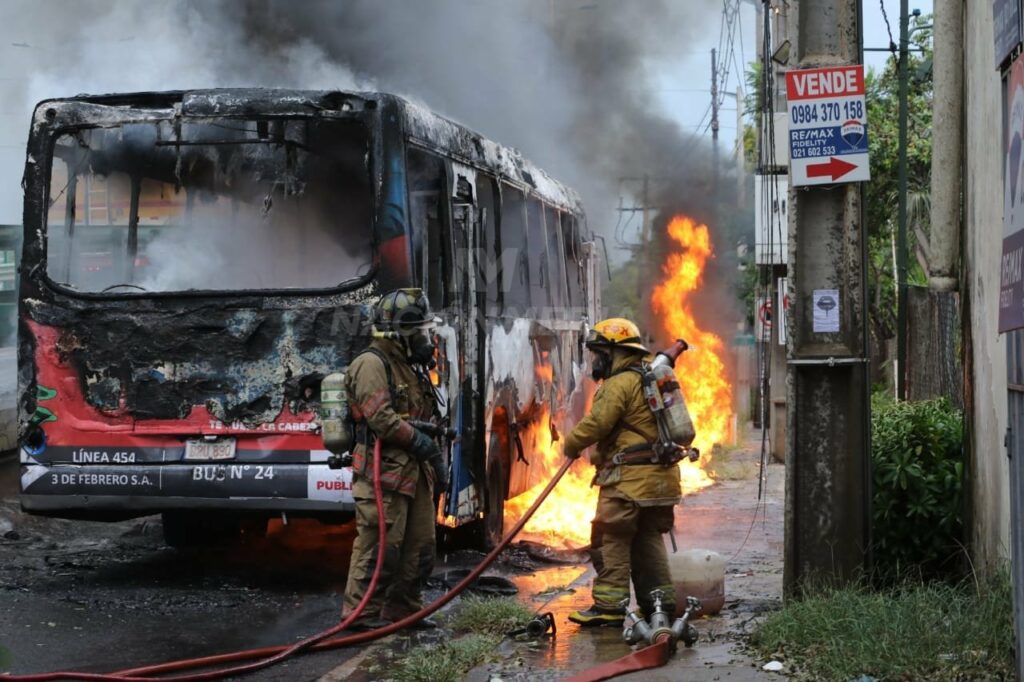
[812,289,840,333]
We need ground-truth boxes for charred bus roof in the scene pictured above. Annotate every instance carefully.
[30,88,584,215]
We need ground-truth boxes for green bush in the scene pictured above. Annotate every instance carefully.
[872,397,964,579]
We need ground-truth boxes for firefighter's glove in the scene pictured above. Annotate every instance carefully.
[428,453,449,487]
[410,428,442,462]
[564,444,581,460]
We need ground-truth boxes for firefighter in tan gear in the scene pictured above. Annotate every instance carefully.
[343,288,447,630]
[564,318,682,626]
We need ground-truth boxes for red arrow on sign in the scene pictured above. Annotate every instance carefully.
[807,157,858,180]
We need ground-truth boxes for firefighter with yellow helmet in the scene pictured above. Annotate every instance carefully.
[565,318,683,626]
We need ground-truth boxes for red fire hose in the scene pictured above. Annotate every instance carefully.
[2,455,576,682]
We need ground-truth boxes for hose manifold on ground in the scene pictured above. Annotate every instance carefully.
[623,591,701,652]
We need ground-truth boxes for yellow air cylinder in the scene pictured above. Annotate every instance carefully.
[320,372,352,455]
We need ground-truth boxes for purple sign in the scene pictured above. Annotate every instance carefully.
[1002,57,1024,332]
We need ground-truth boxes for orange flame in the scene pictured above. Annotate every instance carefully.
[651,216,733,456]
[504,408,597,548]
[535,364,554,383]
[502,215,732,549]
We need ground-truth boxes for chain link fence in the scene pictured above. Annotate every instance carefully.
[906,287,963,410]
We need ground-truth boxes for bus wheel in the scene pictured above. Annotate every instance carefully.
[483,431,508,549]
[161,512,242,548]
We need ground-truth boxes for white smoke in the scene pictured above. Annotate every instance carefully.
[1,0,719,252]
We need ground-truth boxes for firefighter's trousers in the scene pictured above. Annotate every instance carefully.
[589,489,676,614]
[344,467,435,620]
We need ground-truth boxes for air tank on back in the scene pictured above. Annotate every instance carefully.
[319,372,353,455]
[650,339,696,447]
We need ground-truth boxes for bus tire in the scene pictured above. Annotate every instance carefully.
[483,429,508,550]
[161,511,241,548]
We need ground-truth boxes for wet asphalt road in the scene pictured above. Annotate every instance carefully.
[0,438,786,681]
[0,455,370,681]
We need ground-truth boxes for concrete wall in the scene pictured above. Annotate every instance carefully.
[964,2,1012,572]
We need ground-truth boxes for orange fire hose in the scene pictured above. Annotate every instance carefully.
[1,456,576,682]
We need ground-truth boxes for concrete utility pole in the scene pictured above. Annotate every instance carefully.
[928,1,963,292]
[712,48,720,204]
[784,0,871,593]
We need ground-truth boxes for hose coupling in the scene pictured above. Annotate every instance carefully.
[622,592,702,652]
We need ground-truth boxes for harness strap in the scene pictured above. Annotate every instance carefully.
[610,449,658,466]
[354,348,395,447]
[610,444,686,467]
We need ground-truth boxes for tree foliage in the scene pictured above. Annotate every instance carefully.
[865,19,934,345]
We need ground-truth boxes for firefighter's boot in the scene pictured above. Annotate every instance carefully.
[568,605,626,626]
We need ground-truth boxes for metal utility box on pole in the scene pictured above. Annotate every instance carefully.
[783,0,871,593]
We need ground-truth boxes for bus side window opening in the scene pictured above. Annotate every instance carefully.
[563,215,585,315]
[526,198,547,312]
[406,147,448,306]
[499,184,530,317]
[475,174,500,318]
[544,204,569,319]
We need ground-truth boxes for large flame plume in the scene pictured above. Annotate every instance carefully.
[503,214,732,549]
[651,215,734,456]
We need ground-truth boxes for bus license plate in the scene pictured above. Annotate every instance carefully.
[184,439,237,461]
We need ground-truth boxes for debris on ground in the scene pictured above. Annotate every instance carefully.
[512,540,590,565]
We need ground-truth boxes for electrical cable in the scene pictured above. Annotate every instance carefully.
[879,0,897,53]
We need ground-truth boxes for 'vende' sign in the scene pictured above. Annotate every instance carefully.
[786,65,871,187]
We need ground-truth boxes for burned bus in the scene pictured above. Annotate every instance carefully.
[17,89,601,546]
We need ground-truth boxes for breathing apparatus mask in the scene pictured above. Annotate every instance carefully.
[590,349,612,381]
[404,325,438,367]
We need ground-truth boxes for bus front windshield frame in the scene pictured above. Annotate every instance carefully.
[44,117,375,296]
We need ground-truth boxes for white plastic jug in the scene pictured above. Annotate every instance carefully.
[668,549,725,617]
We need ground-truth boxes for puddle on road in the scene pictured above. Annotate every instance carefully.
[499,562,639,676]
